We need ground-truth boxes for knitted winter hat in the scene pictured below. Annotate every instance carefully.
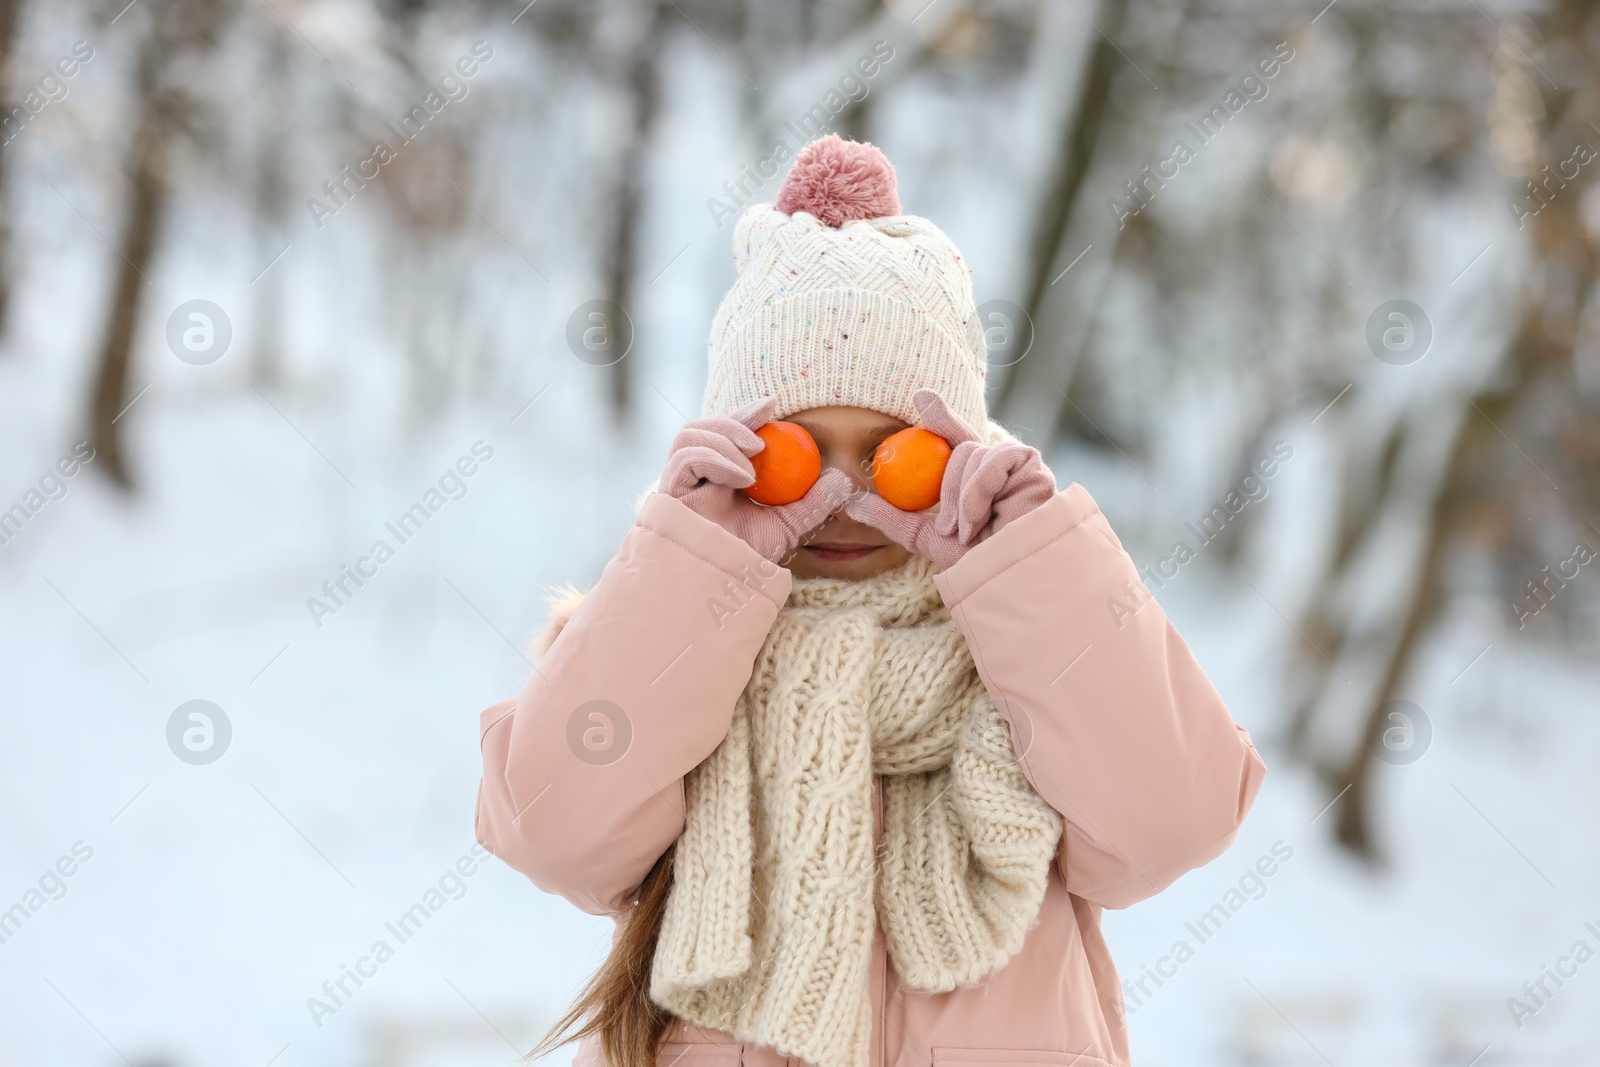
[699,135,990,434]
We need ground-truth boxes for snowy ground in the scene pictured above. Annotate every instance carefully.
[1,6,1597,1061]
[2,342,1596,1067]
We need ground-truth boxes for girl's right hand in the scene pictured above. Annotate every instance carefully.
[658,397,856,564]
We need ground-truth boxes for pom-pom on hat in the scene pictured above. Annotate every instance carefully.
[700,134,993,438]
[773,134,901,225]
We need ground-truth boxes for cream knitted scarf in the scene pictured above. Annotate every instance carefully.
[648,554,1063,1067]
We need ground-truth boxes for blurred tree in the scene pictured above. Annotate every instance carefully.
[993,0,1195,451]
[377,124,473,424]
[1297,2,1600,856]
[367,0,480,424]
[989,0,1597,862]
[0,0,26,342]
[248,18,293,389]
[85,0,234,487]
[601,0,667,427]
[991,0,1131,421]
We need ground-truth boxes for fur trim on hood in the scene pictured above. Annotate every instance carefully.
[529,584,587,660]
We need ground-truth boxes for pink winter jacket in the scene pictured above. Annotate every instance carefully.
[476,483,1266,1067]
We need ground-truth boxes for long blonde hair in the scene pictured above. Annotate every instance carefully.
[524,842,678,1067]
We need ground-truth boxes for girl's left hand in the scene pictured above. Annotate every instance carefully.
[844,388,1057,569]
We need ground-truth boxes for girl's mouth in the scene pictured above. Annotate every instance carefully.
[803,542,882,562]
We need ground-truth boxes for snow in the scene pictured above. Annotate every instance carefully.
[2,4,1597,1066]
[5,331,1596,1066]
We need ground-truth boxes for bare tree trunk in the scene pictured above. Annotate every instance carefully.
[87,101,166,489]
[603,0,666,427]
[991,0,1129,419]
[1284,427,1404,756]
[83,0,231,488]
[0,0,27,342]
[1332,416,1466,855]
[832,0,880,141]
[250,21,291,388]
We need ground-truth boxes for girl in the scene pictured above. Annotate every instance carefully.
[475,135,1265,1067]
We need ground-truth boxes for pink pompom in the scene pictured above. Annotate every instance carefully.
[774,134,901,227]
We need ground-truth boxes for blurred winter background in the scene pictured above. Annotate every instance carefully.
[1,0,1598,1064]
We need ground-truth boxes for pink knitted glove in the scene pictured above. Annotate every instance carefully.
[844,388,1057,569]
[658,397,857,563]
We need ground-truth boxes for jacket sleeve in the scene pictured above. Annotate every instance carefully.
[475,492,792,918]
[932,482,1266,910]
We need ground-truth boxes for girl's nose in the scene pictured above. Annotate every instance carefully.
[821,449,875,497]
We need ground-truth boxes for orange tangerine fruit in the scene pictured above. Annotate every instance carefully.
[872,427,951,512]
[743,421,821,506]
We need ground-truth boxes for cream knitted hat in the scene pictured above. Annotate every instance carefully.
[699,135,989,433]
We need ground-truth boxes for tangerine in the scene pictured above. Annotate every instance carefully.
[743,421,822,506]
[872,427,951,512]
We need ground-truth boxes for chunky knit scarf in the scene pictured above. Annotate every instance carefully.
[648,554,1063,1067]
